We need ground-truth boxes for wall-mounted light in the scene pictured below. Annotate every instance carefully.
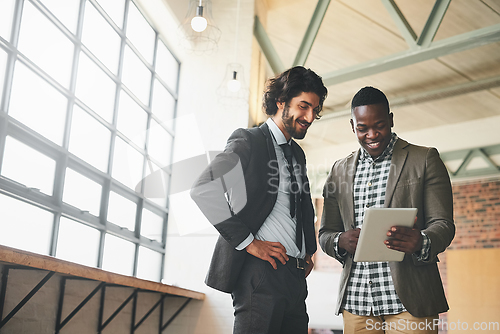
[178,0,221,54]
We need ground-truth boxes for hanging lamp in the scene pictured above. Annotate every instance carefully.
[178,0,221,54]
[216,0,249,107]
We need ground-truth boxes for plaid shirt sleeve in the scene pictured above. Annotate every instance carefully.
[413,231,431,261]
[333,232,348,259]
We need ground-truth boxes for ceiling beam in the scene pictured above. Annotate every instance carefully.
[441,145,500,179]
[322,23,500,86]
[417,0,452,47]
[318,74,500,122]
[253,16,285,74]
[380,0,417,48]
[293,0,331,66]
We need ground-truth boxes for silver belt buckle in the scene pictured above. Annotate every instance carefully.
[296,258,305,270]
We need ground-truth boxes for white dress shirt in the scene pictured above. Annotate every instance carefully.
[235,118,305,259]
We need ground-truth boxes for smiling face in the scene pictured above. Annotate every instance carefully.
[273,91,320,141]
[350,103,394,158]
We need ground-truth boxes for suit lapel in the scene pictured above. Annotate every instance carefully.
[259,123,279,192]
[290,140,306,179]
[384,139,409,207]
[345,150,359,228]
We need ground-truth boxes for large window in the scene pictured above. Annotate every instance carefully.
[0,0,179,282]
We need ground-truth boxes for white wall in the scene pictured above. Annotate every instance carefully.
[137,0,255,333]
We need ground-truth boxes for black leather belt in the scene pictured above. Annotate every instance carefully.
[288,256,306,270]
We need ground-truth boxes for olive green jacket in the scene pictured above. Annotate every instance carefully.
[319,138,454,317]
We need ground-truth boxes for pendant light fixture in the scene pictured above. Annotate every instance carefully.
[217,0,249,107]
[178,0,221,54]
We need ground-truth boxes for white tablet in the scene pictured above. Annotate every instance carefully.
[353,208,418,262]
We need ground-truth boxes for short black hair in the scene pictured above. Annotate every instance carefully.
[262,66,328,119]
[351,86,389,114]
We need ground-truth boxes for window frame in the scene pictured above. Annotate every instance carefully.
[0,0,179,282]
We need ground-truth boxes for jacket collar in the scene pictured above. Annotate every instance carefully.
[342,137,410,220]
[384,138,410,207]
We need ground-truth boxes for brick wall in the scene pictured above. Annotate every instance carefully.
[438,178,500,333]
[450,179,500,250]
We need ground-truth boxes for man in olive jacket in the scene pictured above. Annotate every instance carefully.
[319,87,454,333]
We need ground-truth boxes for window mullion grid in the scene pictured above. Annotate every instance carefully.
[96,0,131,269]
[88,0,124,36]
[160,39,181,283]
[145,30,164,281]
[0,116,6,171]
[49,0,87,257]
[28,0,79,44]
[0,0,24,168]
[0,0,176,279]
[119,0,144,278]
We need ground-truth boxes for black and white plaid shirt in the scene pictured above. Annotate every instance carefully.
[334,133,430,316]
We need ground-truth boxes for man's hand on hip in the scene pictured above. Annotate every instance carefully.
[245,239,289,269]
[304,254,314,278]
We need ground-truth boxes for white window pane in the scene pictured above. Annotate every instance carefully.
[76,52,116,123]
[63,168,102,216]
[9,62,67,145]
[122,45,151,106]
[117,91,148,148]
[136,246,162,281]
[39,0,79,34]
[0,0,16,42]
[156,41,178,91]
[69,105,111,172]
[141,209,163,242]
[56,217,100,267]
[0,194,53,254]
[144,161,169,208]
[151,80,175,127]
[1,136,56,195]
[95,0,125,29]
[112,136,144,190]
[107,191,136,231]
[0,50,7,104]
[102,234,135,275]
[18,1,73,87]
[126,2,155,64]
[148,120,172,167]
[82,2,121,74]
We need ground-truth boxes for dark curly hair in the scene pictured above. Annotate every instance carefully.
[262,66,328,118]
[351,86,390,114]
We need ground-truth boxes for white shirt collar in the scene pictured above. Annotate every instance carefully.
[266,118,289,145]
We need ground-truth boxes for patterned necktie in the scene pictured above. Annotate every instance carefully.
[280,143,303,250]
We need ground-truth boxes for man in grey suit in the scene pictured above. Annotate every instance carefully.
[319,86,454,334]
[191,66,327,334]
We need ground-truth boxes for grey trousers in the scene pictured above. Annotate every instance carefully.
[231,255,309,334]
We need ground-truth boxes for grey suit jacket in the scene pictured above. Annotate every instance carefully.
[319,138,455,317]
[191,123,317,293]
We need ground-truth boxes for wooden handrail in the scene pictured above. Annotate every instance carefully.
[0,245,205,300]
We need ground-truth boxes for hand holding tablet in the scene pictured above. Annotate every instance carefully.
[353,208,418,262]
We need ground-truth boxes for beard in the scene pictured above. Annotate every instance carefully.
[282,104,307,139]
